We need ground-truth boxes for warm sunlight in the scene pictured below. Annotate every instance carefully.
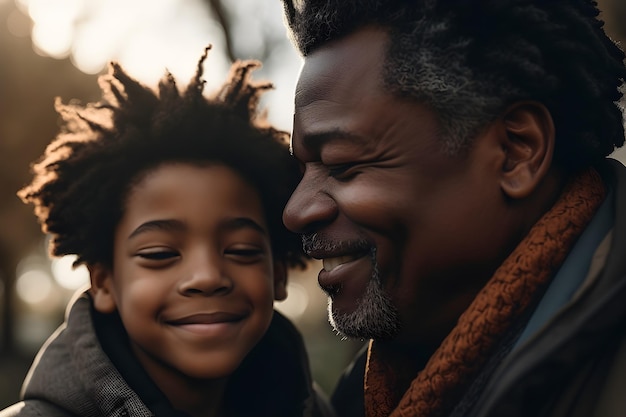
[24,0,79,58]
[14,0,302,130]
[18,0,231,88]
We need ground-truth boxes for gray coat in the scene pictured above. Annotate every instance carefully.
[0,293,335,417]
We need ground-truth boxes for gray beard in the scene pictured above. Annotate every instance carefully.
[327,251,400,341]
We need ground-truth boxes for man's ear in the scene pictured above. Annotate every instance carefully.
[88,263,117,314]
[272,260,288,301]
[499,101,555,199]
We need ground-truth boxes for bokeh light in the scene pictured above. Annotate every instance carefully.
[31,20,73,59]
[51,255,89,291]
[25,0,80,58]
[19,0,230,85]
[275,281,310,319]
[15,269,52,305]
[13,0,301,130]
[6,8,30,37]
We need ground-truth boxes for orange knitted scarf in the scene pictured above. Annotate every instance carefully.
[364,169,606,417]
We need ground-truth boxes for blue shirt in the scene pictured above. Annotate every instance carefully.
[514,189,615,349]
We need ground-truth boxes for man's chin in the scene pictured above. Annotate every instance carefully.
[327,296,400,341]
[328,305,366,340]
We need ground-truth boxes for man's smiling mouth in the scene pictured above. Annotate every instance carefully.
[322,255,361,271]
[303,233,373,273]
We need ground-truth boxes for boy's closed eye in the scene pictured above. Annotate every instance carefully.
[224,245,267,264]
[133,245,266,264]
[136,247,181,264]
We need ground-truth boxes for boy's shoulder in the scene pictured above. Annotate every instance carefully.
[0,400,71,417]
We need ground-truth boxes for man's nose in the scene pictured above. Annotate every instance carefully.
[178,252,233,296]
[283,167,337,233]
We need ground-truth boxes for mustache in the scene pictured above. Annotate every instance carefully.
[301,233,371,255]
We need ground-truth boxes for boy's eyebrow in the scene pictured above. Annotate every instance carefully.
[127,217,268,239]
[221,217,268,236]
[128,219,185,239]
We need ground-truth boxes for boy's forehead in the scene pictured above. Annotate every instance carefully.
[122,163,266,224]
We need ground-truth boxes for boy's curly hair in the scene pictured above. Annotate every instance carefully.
[283,0,626,170]
[18,46,307,268]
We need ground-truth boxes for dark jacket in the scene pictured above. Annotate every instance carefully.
[332,159,626,417]
[0,293,335,417]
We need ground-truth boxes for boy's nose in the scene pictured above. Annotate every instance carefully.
[283,168,338,234]
[178,255,233,296]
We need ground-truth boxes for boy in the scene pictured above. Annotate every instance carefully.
[1,47,334,417]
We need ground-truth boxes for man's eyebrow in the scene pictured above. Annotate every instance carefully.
[128,219,185,239]
[301,128,364,148]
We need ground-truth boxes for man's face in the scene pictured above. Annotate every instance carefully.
[283,27,514,348]
[94,163,281,388]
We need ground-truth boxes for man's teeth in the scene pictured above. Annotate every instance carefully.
[322,255,357,271]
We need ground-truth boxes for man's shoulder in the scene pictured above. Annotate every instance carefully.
[331,344,368,417]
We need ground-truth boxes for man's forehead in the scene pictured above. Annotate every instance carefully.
[295,27,388,107]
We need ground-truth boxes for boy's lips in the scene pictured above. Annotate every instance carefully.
[165,312,248,337]
[167,312,245,325]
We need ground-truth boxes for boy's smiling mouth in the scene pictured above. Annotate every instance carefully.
[167,312,245,325]
[165,312,249,337]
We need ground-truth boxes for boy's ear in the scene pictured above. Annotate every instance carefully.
[272,260,288,301]
[498,101,555,199]
[88,263,117,314]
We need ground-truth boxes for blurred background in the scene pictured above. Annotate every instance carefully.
[0,0,625,409]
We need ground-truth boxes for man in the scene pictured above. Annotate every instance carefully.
[280,1,626,417]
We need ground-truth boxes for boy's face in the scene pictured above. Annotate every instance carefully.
[91,162,284,385]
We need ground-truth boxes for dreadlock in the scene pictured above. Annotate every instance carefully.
[18,46,306,268]
[283,0,626,170]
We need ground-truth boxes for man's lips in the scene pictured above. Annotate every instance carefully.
[302,233,371,259]
[322,254,364,272]
[302,233,374,298]
[318,253,374,312]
